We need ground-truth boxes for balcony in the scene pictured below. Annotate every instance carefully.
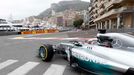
[93,8,96,12]
[123,0,134,2]
[94,7,127,22]
[123,6,134,12]
[105,0,123,9]
[98,8,104,14]
[93,13,98,18]
[93,1,98,7]
[97,1,104,7]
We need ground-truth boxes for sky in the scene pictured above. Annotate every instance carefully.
[0,0,90,20]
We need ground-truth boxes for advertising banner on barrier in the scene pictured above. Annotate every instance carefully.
[21,29,59,35]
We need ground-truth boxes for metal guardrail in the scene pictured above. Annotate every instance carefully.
[0,28,133,36]
[0,31,19,36]
[0,27,15,31]
[75,28,134,38]
[85,28,134,34]
[0,29,59,36]
[107,28,134,33]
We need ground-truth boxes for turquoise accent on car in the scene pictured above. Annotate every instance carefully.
[77,58,120,75]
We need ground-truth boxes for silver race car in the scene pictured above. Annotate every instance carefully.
[38,30,134,75]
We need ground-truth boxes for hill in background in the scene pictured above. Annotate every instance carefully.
[37,0,90,19]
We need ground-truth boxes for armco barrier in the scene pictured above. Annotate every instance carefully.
[32,31,36,34]
[35,30,44,34]
[21,29,59,35]
[21,31,32,35]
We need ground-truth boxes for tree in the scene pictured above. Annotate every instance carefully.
[73,19,83,28]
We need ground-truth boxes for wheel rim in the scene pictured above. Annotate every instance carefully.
[39,47,46,60]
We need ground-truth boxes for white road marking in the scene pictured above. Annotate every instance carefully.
[11,37,24,39]
[43,64,66,75]
[0,60,18,70]
[8,62,39,75]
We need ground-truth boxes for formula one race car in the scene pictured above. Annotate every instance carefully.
[38,30,134,75]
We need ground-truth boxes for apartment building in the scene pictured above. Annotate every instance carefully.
[47,9,83,27]
[89,0,134,29]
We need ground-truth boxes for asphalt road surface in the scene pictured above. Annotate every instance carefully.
[0,32,95,75]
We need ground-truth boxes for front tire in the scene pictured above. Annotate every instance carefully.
[39,44,54,62]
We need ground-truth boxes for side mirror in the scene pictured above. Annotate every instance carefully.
[74,43,82,47]
[70,40,82,47]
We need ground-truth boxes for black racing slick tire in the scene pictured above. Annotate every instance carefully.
[39,44,54,62]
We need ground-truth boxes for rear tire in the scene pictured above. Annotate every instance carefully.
[39,44,54,62]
